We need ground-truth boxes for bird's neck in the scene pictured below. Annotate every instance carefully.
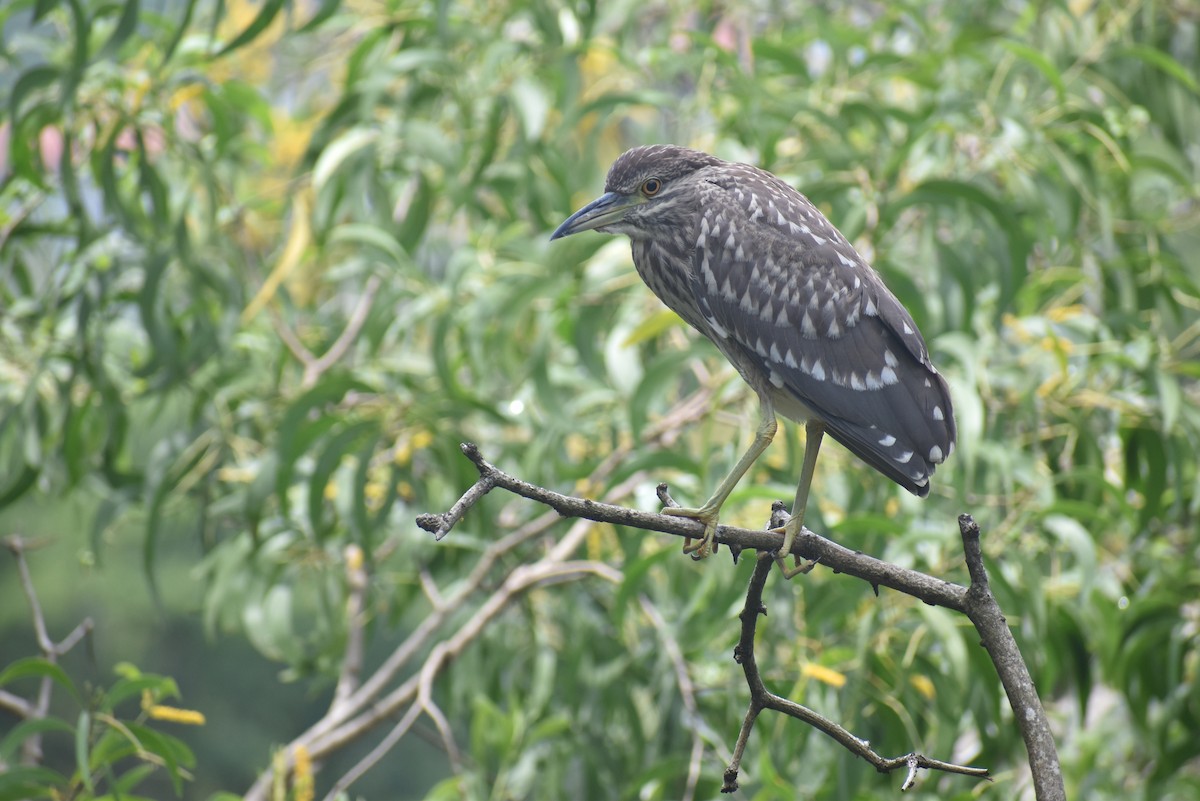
[630,239,707,332]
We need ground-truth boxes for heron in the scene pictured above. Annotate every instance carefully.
[552,145,955,576]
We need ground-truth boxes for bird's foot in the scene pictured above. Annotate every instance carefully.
[770,517,816,579]
[663,505,721,559]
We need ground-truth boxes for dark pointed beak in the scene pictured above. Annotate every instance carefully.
[550,191,638,240]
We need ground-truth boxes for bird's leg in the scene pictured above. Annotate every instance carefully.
[775,419,825,579]
[666,394,777,560]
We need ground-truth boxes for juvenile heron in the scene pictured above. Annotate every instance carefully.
[551,145,955,576]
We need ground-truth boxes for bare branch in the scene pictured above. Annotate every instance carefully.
[272,274,384,389]
[321,703,423,801]
[959,514,1065,801]
[244,520,623,801]
[2,535,95,768]
[330,545,368,715]
[303,275,382,387]
[419,443,967,611]
[0,689,35,718]
[7,535,55,654]
[417,445,1067,800]
[720,548,989,793]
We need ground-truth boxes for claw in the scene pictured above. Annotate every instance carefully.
[771,516,816,579]
[664,505,721,559]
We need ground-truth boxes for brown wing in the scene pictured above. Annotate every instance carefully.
[689,163,956,495]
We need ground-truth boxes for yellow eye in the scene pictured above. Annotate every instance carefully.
[641,177,662,196]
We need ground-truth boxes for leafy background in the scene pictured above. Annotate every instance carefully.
[1,0,1198,798]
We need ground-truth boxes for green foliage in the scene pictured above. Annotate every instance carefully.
[2,0,1199,798]
[0,659,199,799]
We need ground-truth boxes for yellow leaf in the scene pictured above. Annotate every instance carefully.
[241,190,311,324]
[147,704,207,726]
[622,309,683,347]
[802,662,847,688]
[293,744,314,801]
[910,674,937,700]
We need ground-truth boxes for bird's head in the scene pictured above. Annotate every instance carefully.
[551,145,721,241]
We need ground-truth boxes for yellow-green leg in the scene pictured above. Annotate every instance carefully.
[775,419,825,578]
[665,393,778,559]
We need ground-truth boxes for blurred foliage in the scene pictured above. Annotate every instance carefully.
[0,656,201,800]
[2,0,1199,798]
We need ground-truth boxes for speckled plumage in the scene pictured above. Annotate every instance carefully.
[576,144,956,495]
[551,144,956,567]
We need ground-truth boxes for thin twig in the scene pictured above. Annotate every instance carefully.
[9,536,55,654]
[272,274,384,389]
[417,642,463,772]
[0,690,35,718]
[303,275,382,387]
[330,545,368,715]
[321,703,423,801]
[2,535,95,768]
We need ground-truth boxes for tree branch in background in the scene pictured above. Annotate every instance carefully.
[245,391,714,800]
[273,274,383,388]
[1,536,94,768]
[417,444,1066,800]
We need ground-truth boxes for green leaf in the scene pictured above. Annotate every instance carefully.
[0,717,75,763]
[75,710,94,792]
[307,419,378,539]
[0,463,38,508]
[8,64,60,120]
[243,585,295,662]
[120,724,195,794]
[105,673,180,711]
[158,0,198,66]
[99,0,140,59]
[329,223,407,267]
[1000,40,1066,100]
[0,658,81,703]
[611,548,675,627]
[214,0,285,57]
[31,0,59,21]
[275,373,375,520]
[297,0,341,33]
[510,77,549,141]
[313,127,378,194]
[396,173,432,253]
[1117,44,1200,94]
[1156,368,1181,434]
[891,178,1030,315]
[0,765,64,801]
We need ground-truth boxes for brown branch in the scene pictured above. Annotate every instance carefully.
[419,444,1064,800]
[721,544,988,792]
[418,443,967,612]
[958,514,1065,801]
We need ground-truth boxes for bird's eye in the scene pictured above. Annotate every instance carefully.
[641,178,663,197]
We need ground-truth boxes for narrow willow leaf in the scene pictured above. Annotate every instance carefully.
[214,0,285,57]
